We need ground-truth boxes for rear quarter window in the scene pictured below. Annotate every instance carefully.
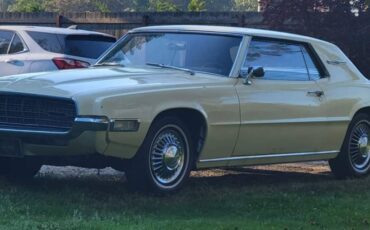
[27,31,63,53]
[27,31,116,59]
[64,35,116,59]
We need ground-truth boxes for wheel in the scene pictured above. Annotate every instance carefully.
[6,158,41,180]
[329,113,370,178]
[126,117,194,193]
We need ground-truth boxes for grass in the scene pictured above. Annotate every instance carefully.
[0,165,369,230]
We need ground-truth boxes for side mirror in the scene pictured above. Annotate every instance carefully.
[252,67,265,78]
[240,67,265,85]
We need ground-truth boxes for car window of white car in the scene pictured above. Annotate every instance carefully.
[0,30,28,77]
[0,30,14,55]
[8,33,26,54]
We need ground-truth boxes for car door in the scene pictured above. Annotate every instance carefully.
[232,38,336,164]
[0,30,28,77]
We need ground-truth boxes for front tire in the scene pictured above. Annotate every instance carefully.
[126,117,194,193]
[6,158,41,180]
[330,113,370,178]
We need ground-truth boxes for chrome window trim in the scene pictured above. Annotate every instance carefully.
[199,150,339,163]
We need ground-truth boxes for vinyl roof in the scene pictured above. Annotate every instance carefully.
[131,25,332,45]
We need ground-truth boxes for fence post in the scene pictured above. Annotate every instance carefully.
[238,14,245,27]
[142,14,149,26]
[56,14,63,27]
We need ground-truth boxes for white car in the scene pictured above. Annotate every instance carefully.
[0,26,116,77]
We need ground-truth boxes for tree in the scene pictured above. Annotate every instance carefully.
[0,0,12,12]
[8,0,45,12]
[233,0,258,11]
[262,0,369,28]
[188,0,205,11]
[92,0,110,12]
[133,0,150,11]
[149,0,179,11]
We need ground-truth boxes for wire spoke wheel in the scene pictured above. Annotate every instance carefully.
[349,120,370,172]
[149,124,189,188]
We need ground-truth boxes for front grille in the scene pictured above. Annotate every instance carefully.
[0,94,77,132]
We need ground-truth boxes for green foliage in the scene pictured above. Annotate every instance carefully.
[188,0,205,11]
[0,0,12,11]
[233,0,258,11]
[92,0,110,12]
[134,0,150,11]
[8,0,45,12]
[150,0,179,11]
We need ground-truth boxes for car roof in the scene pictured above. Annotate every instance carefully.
[131,25,332,46]
[0,25,114,37]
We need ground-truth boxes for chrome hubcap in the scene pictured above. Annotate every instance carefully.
[358,136,370,158]
[163,145,181,170]
[150,126,187,186]
[350,121,370,171]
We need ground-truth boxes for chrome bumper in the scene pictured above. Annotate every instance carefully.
[0,116,109,140]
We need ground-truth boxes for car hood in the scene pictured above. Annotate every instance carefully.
[0,67,222,98]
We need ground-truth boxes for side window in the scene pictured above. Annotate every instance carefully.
[0,30,14,55]
[8,34,25,54]
[244,39,321,81]
[27,31,63,54]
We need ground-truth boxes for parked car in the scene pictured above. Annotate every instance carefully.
[0,26,116,77]
[0,25,368,193]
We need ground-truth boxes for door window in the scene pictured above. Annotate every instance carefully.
[243,39,322,81]
[0,30,14,55]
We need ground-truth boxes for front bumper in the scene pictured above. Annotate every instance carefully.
[0,116,109,141]
[0,116,110,157]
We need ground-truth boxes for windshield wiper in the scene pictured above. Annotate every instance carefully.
[146,63,195,75]
[93,62,125,67]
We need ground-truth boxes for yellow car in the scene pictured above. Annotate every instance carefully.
[0,25,369,193]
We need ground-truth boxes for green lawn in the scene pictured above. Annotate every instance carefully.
[0,166,369,230]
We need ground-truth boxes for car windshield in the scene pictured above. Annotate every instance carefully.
[98,33,243,76]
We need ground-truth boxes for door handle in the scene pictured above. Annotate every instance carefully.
[307,91,324,97]
[5,59,19,65]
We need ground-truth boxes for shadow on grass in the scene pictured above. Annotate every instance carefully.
[1,164,335,198]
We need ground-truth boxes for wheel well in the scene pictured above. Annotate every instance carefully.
[353,107,370,119]
[153,108,207,164]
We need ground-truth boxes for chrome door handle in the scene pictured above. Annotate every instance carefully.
[307,91,324,97]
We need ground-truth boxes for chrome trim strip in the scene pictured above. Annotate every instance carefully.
[199,150,339,163]
[0,116,109,138]
[75,117,109,124]
[327,60,346,65]
[240,117,349,125]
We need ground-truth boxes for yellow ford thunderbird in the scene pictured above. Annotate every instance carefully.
[0,25,368,193]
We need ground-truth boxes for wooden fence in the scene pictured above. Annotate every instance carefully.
[0,12,369,77]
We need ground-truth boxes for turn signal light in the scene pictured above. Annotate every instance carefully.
[111,120,140,132]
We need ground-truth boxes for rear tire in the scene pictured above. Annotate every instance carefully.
[125,117,194,193]
[329,113,370,178]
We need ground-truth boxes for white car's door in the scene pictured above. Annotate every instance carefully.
[0,30,29,77]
